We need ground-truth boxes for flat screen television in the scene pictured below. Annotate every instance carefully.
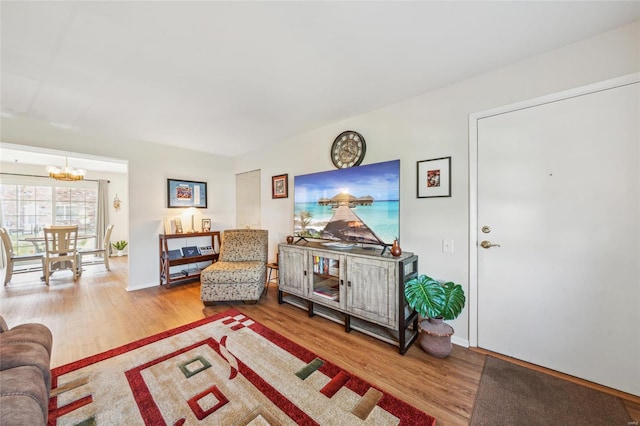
[293,159,400,247]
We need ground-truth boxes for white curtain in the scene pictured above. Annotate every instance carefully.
[97,180,110,255]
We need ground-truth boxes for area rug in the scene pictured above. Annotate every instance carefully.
[469,356,632,425]
[48,309,435,425]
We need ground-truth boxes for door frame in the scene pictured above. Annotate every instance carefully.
[467,73,639,347]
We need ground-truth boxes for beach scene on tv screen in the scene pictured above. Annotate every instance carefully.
[293,160,400,245]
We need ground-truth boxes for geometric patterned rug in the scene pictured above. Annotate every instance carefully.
[48,309,436,425]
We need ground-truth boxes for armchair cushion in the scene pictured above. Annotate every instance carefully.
[219,229,268,263]
[201,261,265,284]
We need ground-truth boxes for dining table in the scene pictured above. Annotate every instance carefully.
[24,234,97,279]
[24,234,97,253]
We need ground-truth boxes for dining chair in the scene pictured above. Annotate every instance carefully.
[77,224,114,273]
[0,227,45,285]
[43,225,79,285]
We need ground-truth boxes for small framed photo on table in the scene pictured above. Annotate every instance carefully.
[202,218,211,232]
[272,174,288,199]
[417,157,451,198]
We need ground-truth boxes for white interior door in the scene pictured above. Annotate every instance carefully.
[236,170,261,229]
[476,80,640,396]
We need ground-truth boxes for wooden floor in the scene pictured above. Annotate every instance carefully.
[1,257,638,425]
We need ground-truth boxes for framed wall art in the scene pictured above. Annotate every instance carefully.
[417,157,451,198]
[272,174,288,199]
[167,179,207,208]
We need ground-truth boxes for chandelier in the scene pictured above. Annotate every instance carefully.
[46,157,86,181]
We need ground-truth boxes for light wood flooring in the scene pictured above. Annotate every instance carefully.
[1,257,638,425]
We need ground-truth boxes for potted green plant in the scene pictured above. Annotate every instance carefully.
[112,240,128,256]
[404,275,466,357]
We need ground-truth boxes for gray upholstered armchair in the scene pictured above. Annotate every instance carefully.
[200,229,268,304]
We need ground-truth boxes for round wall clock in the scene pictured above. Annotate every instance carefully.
[331,130,366,169]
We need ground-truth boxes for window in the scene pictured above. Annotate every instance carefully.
[0,176,98,256]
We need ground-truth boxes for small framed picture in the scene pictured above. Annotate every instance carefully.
[417,157,451,198]
[272,174,288,199]
[202,218,211,232]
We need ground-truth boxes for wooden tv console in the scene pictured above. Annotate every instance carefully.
[277,241,419,354]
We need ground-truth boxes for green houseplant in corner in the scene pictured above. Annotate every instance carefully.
[404,275,466,358]
[112,240,128,256]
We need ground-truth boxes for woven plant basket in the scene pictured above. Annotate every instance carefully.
[418,318,454,358]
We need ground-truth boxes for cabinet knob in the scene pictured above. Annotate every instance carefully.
[347,281,351,287]
[340,279,344,286]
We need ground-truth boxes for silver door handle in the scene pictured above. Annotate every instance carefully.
[481,240,501,249]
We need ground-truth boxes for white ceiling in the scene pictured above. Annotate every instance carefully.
[1,1,639,158]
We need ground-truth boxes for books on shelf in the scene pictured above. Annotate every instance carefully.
[166,249,182,260]
[180,266,203,276]
[199,245,215,255]
[181,246,200,257]
[313,256,340,276]
[313,286,339,301]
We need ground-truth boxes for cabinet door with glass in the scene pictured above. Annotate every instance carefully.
[308,250,345,310]
[278,245,308,297]
[346,256,398,328]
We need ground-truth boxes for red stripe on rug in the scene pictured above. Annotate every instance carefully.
[48,394,92,425]
[320,370,351,398]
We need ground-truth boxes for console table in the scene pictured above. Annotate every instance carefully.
[159,231,220,286]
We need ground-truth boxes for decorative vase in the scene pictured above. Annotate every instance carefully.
[418,318,454,358]
[390,238,402,257]
[286,235,294,244]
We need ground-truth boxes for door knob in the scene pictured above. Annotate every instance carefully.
[481,240,501,249]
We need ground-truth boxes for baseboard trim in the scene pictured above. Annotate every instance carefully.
[452,335,469,348]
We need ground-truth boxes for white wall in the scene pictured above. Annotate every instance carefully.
[234,21,640,345]
[0,120,235,290]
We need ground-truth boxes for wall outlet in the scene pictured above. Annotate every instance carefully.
[442,239,454,254]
